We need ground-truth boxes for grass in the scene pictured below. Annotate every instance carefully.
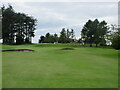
[2,44,118,88]
[0,44,2,89]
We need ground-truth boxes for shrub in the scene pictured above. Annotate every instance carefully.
[112,35,120,50]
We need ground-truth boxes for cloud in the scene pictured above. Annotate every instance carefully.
[0,2,118,43]
[0,0,119,2]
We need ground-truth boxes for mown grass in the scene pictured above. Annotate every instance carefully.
[0,44,2,89]
[2,44,118,88]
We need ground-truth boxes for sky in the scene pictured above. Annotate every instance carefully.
[0,0,118,43]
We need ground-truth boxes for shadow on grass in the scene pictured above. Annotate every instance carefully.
[2,49,34,52]
[61,48,75,50]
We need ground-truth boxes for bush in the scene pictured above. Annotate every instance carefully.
[112,35,120,50]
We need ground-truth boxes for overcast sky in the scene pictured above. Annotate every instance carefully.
[1,1,118,43]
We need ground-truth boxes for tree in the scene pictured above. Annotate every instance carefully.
[93,19,108,47]
[98,21,108,46]
[109,25,120,49]
[81,19,108,47]
[71,29,75,43]
[24,15,36,43]
[59,28,67,43]
[15,13,25,44]
[53,33,58,42]
[39,36,45,43]
[49,35,54,43]
[38,28,75,44]
[2,5,37,44]
[66,29,71,43]
[2,5,15,44]
[44,33,51,43]
[39,33,59,43]
[81,20,93,46]
[112,34,120,50]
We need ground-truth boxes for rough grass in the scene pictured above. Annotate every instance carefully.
[2,44,118,88]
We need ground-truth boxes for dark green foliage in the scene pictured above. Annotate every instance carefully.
[44,33,51,43]
[59,28,67,43]
[2,5,37,44]
[71,29,75,42]
[16,36,24,44]
[39,36,45,43]
[59,28,75,43]
[112,36,120,50]
[39,28,75,43]
[39,33,59,43]
[53,33,58,42]
[111,28,120,50]
[81,19,108,47]
[66,29,71,43]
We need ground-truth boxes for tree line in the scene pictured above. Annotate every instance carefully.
[2,5,37,44]
[39,19,120,49]
[1,5,119,49]
[81,19,120,49]
[39,28,75,43]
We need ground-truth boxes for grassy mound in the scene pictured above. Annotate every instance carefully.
[61,48,75,50]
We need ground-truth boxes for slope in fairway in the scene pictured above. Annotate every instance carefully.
[2,44,118,88]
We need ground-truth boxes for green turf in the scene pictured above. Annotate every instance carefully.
[0,44,2,89]
[2,44,118,88]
